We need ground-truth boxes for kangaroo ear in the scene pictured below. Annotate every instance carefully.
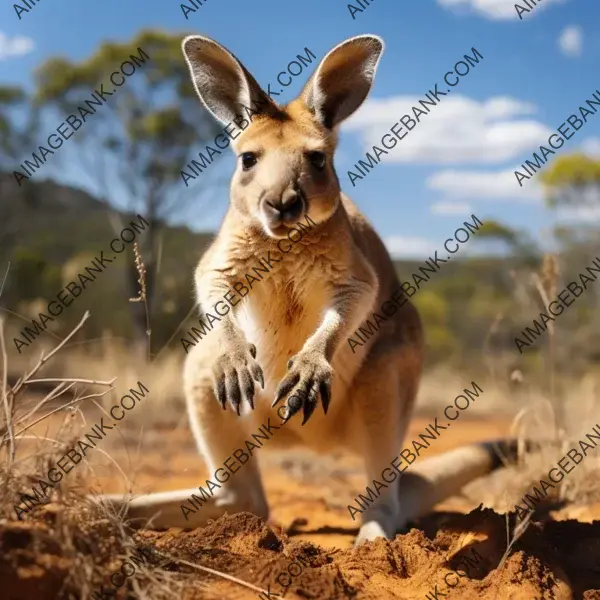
[182,35,279,125]
[300,35,384,129]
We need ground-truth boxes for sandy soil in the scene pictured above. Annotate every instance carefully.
[3,414,600,599]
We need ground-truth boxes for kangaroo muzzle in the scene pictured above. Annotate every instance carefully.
[260,187,306,230]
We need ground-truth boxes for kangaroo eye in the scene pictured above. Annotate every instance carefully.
[308,151,326,171]
[241,152,257,170]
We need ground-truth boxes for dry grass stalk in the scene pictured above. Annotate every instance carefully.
[540,253,559,299]
[129,242,152,361]
[129,242,148,304]
[0,305,160,597]
[12,381,77,430]
[532,253,560,415]
[53,493,249,598]
[0,261,9,299]
[482,310,505,381]
[498,510,533,572]
[0,263,13,466]
[0,263,232,598]
[12,387,114,438]
[1,317,13,468]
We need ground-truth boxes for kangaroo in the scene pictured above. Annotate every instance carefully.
[99,34,516,545]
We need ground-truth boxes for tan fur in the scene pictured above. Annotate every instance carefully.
[94,35,505,544]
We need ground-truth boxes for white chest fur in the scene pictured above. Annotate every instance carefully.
[236,269,329,397]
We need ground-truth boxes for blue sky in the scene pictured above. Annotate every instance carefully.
[2,0,600,257]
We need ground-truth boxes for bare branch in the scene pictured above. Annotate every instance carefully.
[25,377,117,386]
[0,306,64,343]
[0,316,14,466]
[10,311,91,399]
[0,261,10,300]
[13,381,75,428]
[12,386,115,439]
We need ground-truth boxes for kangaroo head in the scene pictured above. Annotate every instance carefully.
[182,34,383,239]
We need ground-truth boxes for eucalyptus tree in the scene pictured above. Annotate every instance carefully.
[33,30,225,354]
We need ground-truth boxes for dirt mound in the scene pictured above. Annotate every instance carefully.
[140,509,598,599]
[0,518,70,600]
[0,502,182,600]
[2,504,600,599]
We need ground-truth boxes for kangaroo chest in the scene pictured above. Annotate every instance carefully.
[235,267,328,395]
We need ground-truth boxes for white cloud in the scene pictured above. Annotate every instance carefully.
[427,168,543,201]
[345,95,551,165]
[437,0,567,20]
[430,201,473,215]
[555,206,600,222]
[0,32,34,61]
[580,137,600,157]
[384,236,436,258]
[558,25,583,57]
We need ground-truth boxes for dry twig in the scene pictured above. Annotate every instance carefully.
[152,550,270,596]
[1,311,115,449]
[1,316,14,466]
[13,387,114,439]
[10,311,93,399]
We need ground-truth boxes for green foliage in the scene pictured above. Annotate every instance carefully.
[541,153,600,190]
[0,87,25,103]
[414,290,448,322]
[33,29,223,200]
[0,86,25,144]
[475,220,521,245]
[1,172,216,351]
[540,153,600,207]
[414,291,457,359]
[466,284,512,320]
[35,30,198,104]
[29,29,230,347]
[470,219,539,262]
[0,85,37,164]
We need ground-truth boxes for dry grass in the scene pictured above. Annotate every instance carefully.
[504,255,600,512]
[0,312,175,598]
[6,331,186,430]
[0,310,266,599]
[454,253,600,564]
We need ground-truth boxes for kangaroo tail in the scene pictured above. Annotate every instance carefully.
[396,439,523,525]
[88,488,229,529]
[90,440,524,530]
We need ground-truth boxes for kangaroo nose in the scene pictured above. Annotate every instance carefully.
[263,189,304,222]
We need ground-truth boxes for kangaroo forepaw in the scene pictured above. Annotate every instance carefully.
[272,350,332,424]
[211,341,264,414]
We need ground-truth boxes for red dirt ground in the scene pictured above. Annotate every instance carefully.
[3,414,600,599]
